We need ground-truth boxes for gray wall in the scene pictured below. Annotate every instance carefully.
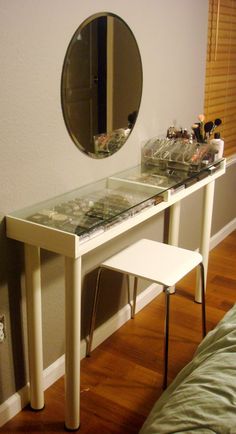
[0,0,235,406]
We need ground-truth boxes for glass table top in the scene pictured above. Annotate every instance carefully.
[10,161,222,242]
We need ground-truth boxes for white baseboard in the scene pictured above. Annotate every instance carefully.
[1,217,235,427]
[0,385,29,428]
[210,218,236,251]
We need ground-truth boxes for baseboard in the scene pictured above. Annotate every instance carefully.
[0,385,29,428]
[1,217,235,427]
[210,218,236,251]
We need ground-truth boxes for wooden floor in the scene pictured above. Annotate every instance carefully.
[1,231,235,433]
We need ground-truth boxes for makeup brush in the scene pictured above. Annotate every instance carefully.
[204,121,213,139]
[192,124,201,142]
[198,114,205,142]
[211,118,222,135]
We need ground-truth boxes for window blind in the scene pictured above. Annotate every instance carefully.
[204,0,236,156]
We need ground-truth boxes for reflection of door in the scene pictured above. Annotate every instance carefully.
[97,17,107,135]
[64,22,99,152]
[107,17,114,132]
[113,19,142,130]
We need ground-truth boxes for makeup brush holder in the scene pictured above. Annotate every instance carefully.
[142,137,217,172]
[94,128,131,156]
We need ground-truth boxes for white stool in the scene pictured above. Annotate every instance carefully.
[87,239,206,389]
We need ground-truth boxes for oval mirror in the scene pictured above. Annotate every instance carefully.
[61,13,143,158]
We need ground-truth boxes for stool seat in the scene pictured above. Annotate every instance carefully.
[87,238,206,389]
[101,239,202,287]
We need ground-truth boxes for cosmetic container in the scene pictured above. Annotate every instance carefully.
[210,132,224,159]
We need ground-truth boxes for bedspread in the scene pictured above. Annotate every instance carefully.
[140,304,236,434]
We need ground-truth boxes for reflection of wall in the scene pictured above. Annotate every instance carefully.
[0,0,235,420]
[112,18,142,130]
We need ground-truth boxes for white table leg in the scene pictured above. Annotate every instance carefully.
[65,256,81,431]
[195,180,215,302]
[24,244,44,410]
[168,201,181,247]
[168,201,181,293]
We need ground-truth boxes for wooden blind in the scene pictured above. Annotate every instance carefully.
[204,0,236,156]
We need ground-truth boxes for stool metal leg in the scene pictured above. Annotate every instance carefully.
[126,274,136,319]
[132,276,138,318]
[116,274,137,318]
[87,267,103,357]
[163,286,171,390]
[126,274,131,309]
[199,262,207,337]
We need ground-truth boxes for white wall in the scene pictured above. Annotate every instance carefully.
[0,0,210,407]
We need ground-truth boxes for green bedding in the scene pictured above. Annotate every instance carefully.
[140,304,236,434]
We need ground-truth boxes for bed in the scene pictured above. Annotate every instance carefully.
[140,304,236,434]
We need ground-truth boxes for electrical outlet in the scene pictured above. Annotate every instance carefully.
[0,315,6,343]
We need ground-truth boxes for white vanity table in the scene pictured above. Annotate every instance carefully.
[6,159,225,430]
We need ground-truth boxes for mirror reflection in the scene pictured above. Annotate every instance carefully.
[61,13,143,158]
